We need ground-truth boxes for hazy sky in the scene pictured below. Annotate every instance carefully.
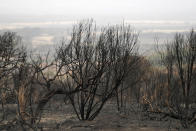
[0,0,196,21]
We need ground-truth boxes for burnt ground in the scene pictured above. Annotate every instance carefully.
[0,102,196,131]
